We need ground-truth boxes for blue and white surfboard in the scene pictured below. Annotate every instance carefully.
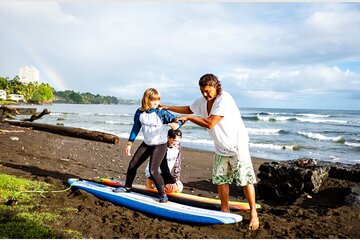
[68,178,242,225]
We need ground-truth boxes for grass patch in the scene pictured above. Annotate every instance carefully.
[0,174,82,238]
[0,174,49,204]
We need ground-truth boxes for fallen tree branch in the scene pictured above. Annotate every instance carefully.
[0,105,19,121]
[22,108,50,122]
[5,120,120,144]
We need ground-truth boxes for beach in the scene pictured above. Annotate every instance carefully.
[1,121,359,238]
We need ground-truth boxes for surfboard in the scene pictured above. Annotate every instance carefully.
[100,178,261,211]
[68,178,242,225]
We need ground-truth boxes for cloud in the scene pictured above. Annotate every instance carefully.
[0,2,359,109]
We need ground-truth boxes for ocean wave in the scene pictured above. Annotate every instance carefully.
[296,113,331,118]
[94,120,132,125]
[345,142,360,148]
[181,138,214,146]
[77,112,132,117]
[298,131,345,143]
[257,115,297,122]
[243,112,297,122]
[249,143,302,151]
[296,117,347,125]
[50,112,64,116]
[242,116,260,121]
[247,128,287,135]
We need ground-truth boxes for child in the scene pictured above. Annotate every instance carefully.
[145,129,183,193]
[114,88,182,203]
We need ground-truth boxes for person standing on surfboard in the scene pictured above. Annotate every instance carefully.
[114,88,182,203]
[160,73,259,230]
[145,129,183,193]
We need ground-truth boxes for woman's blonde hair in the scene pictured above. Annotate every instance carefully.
[140,88,160,111]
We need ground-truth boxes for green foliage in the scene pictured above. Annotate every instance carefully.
[0,174,82,238]
[31,83,54,102]
[54,90,124,104]
[0,77,10,89]
[1,75,138,104]
[0,218,55,238]
[0,174,49,203]
[0,76,54,103]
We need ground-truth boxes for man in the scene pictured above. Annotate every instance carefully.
[145,129,183,193]
[161,73,259,230]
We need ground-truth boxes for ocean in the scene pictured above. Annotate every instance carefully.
[11,103,360,165]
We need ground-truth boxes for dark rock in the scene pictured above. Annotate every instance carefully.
[345,184,360,208]
[319,161,360,182]
[257,158,330,202]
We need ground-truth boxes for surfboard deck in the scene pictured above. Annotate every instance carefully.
[68,178,242,225]
[100,178,261,211]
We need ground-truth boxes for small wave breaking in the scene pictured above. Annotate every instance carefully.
[298,131,345,143]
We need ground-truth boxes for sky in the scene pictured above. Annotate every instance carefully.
[0,2,360,110]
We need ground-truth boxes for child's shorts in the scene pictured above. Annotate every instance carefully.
[164,181,183,193]
[212,150,257,186]
[146,178,183,193]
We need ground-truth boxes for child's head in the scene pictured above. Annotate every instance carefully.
[141,88,160,111]
[167,129,182,148]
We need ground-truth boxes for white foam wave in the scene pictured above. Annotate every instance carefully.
[345,142,360,148]
[298,131,345,143]
[297,117,347,124]
[297,113,330,118]
[117,132,144,141]
[249,143,301,151]
[73,112,132,117]
[247,128,283,135]
[181,138,214,146]
[257,115,294,122]
[104,120,132,125]
[50,112,63,116]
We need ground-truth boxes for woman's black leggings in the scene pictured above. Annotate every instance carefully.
[125,142,167,196]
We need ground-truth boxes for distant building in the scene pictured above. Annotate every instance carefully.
[0,90,6,100]
[19,66,39,85]
[8,94,25,102]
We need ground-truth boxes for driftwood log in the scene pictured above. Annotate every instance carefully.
[22,108,50,122]
[0,105,19,120]
[1,106,38,121]
[5,120,120,144]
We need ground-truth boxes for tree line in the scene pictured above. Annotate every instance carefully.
[0,76,53,104]
[0,75,138,105]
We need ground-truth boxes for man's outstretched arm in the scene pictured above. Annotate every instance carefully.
[177,115,223,129]
[160,105,193,114]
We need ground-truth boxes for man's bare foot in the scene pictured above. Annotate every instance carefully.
[220,206,230,212]
[249,210,259,231]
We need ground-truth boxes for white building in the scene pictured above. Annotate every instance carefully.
[19,66,39,85]
[0,90,6,100]
[8,94,25,102]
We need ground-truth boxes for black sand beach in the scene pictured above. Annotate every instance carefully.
[0,122,359,238]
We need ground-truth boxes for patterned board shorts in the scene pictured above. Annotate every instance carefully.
[212,151,257,186]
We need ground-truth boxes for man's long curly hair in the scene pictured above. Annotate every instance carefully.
[198,73,222,95]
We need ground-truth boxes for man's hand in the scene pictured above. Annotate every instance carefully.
[175,116,189,124]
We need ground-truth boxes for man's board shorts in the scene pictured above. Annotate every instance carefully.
[212,149,257,186]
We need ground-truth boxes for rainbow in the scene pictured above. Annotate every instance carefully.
[22,42,67,91]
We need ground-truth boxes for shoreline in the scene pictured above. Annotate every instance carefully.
[0,122,359,238]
